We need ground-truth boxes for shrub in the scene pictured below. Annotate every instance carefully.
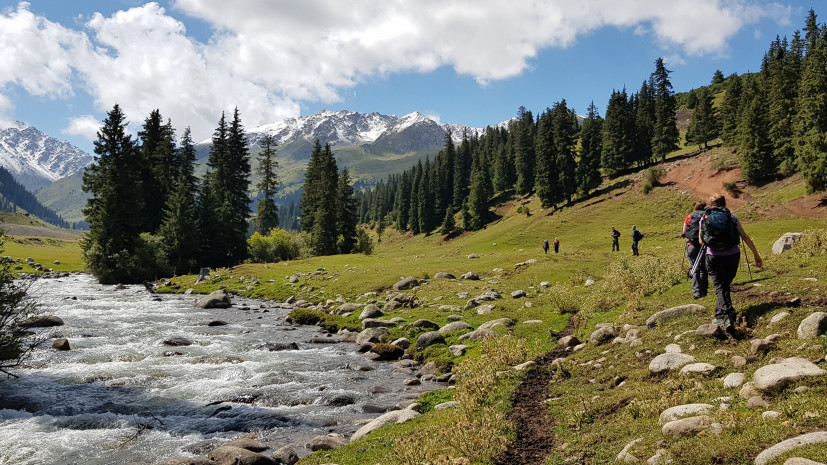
[370,343,405,360]
[247,228,299,263]
[644,166,666,186]
[722,181,742,197]
[640,180,654,194]
[602,255,682,311]
[354,227,374,255]
[82,233,171,284]
[286,308,323,325]
[0,234,40,377]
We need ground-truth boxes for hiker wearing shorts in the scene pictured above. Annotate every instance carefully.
[682,201,708,299]
[699,193,763,339]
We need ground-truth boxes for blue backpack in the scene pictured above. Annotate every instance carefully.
[702,207,740,251]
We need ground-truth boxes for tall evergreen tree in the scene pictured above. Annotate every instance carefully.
[467,150,490,231]
[634,80,656,166]
[513,107,536,195]
[765,36,800,174]
[302,141,340,255]
[794,29,827,192]
[534,108,559,208]
[492,129,516,192]
[651,58,680,161]
[685,88,720,150]
[435,131,455,219]
[601,89,634,176]
[453,130,472,211]
[577,101,604,196]
[336,168,358,253]
[418,157,435,234]
[159,127,200,275]
[395,171,412,231]
[409,160,422,234]
[301,140,325,233]
[138,110,176,233]
[254,134,280,234]
[719,74,743,145]
[81,104,151,283]
[552,99,579,205]
[738,79,776,181]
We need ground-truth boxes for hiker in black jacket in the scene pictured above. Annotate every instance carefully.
[682,201,708,298]
[631,226,643,255]
[611,227,620,252]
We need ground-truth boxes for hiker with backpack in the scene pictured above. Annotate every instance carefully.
[542,239,549,254]
[699,193,763,339]
[611,227,621,252]
[631,226,643,256]
[553,237,559,253]
[682,201,708,299]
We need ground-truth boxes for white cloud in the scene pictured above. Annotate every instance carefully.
[0,1,788,140]
[62,115,101,141]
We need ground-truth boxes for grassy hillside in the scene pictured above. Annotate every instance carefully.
[149,150,826,465]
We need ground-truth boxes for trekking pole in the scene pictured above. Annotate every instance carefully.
[680,243,687,278]
[741,241,753,280]
[690,245,706,276]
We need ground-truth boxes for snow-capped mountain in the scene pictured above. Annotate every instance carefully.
[0,120,93,190]
[202,110,487,152]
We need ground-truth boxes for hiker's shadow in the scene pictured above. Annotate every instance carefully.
[742,302,786,327]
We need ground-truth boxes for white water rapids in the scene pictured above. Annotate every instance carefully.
[0,274,434,464]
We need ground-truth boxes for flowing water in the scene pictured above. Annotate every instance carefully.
[0,274,434,464]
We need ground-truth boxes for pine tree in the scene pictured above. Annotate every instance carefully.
[336,168,358,253]
[453,130,472,211]
[738,78,776,181]
[719,74,743,145]
[601,89,634,176]
[634,80,656,166]
[794,31,827,192]
[651,58,680,161]
[513,107,536,195]
[254,134,280,233]
[158,127,200,275]
[409,160,422,234]
[440,208,455,235]
[552,100,578,205]
[685,88,720,150]
[435,131,455,219]
[712,70,726,85]
[467,150,491,230]
[492,129,515,193]
[81,104,151,283]
[395,170,412,231]
[301,140,324,233]
[577,101,604,196]
[534,108,559,209]
[418,157,435,234]
[303,142,339,255]
[138,110,176,233]
[197,172,222,267]
[765,35,801,174]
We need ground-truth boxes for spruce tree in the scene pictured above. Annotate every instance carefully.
[534,108,559,209]
[719,74,743,145]
[634,80,656,166]
[138,110,176,233]
[418,157,435,234]
[552,100,578,205]
[738,78,776,181]
[336,168,358,253]
[440,208,455,235]
[651,58,680,161]
[409,160,422,234]
[395,170,412,231]
[513,107,536,195]
[794,32,827,192]
[159,127,200,275]
[453,131,472,211]
[601,89,634,176]
[254,134,280,233]
[577,101,604,196]
[685,88,720,150]
[301,140,325,233]
[81,104,150,283]
[467,150,491,230]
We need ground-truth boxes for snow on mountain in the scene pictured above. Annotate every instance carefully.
[0,121,93,190]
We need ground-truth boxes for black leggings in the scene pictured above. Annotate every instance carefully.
[706,251,740,326]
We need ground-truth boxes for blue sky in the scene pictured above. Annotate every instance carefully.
[0,1,818,153]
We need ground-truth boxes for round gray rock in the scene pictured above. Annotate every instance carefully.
[359,304,383,320]
[356,327,389,345]
[752,357,827,392]
[661,415,713,436]
[754,432,827,465]
[415,331,446,351]
[649,353,696,374]
[351,409,420,442]
[309,433,346,451]
[438,321,473,334]
[797,312,827,339]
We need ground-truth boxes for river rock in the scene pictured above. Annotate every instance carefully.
[224,438,268,452]
[754,432,827,465]
[460,272,479,280]
[208,445,278,465]
[163,336,193,347]
[359,305,383,320]
[391,338,411,349]
[309,433,346,451]
[438,321,473,334]
[659,403,714,424]
[723,372,745,388]
[646,304,705,329]
[661,415,713,436]
[408,319,440,331]
[151,458,212,465]
[770,311,790,325]
[680,363,718,376]
[207,320,228,327]
[392,277,420,291]
[478,318,514,330]
[449,344,468,356]
[260,342,299,351]
[772,232,803,255]
[458,328,497,342]
[335,303,362,315]
[272,446,299,465]
[18,315,65,328]
[511,289,527,298]
[696,323,727,340]
[797,312,827,339]
[194,291,231,309]
[590,325,619,345]
[52,338,70,350]
[351,409,420,442]
[434,272,456,279]
[369,343,404,361]
[649,353,696,374]
[557,335,580,347]
[415,331,446,351]
[753,357,827,392]
[356,327,388,345]
[476,304,495,314]
[362,318,396,329]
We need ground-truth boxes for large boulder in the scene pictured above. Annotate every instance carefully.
[52,338,70,350]
[18,315,65,328]
[356,327,388,345]
[754,432,827,465]
[478,318,514,331]
[458,328,498,342]
[646,304,705,329]
[659,404,714,424]
[351,409,420,442]
[271,446,299,465]
[649,353,696,374]
[434,272,456,279]
[589,325,619,345]
[207,445,278,465]
[752,357,827,392]
[438,321,473,334]
[415,331,446,351]
[772,232,803,255]
[224,438,268,452]
[194,291,231,309]
[163,336,193,347]
[661,415,714,436]
[359,305,383,320]
[460,271,480,280]
[151,458,212,465]
[797,312,827,339]
[309,433,347,451]
[335,303,362,315]
[393,277,420,291]
[408,319,440,331]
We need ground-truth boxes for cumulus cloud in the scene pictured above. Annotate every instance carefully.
[62,115,101,140]
[0,0,788,141]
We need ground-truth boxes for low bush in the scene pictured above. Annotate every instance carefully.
[644,166,666,186]
[723,181,742,197]
[247,228,300,263]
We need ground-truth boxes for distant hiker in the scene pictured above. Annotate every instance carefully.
[631,226,643,256]
[542,239,549,254]
[699,193,763,339]
[611,227,620,252]
[553,237,559,253]
[682,201,708,299]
